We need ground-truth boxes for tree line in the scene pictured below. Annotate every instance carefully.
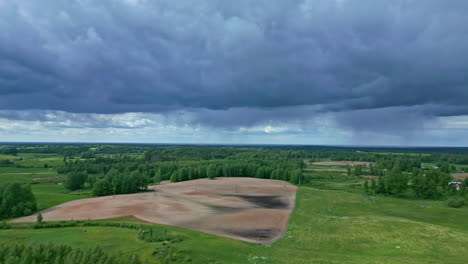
[63,161,304,197]
[165,163,304,185]
[363,168,467,200]
[92,169,148,196]
[60,151,305,197]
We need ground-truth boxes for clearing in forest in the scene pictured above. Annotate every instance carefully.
[452,173,468,180]
[11,177,297,244]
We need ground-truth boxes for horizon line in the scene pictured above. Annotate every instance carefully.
[1,141,468,149]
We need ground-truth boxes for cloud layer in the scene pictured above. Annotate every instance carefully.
[1,0,468,144]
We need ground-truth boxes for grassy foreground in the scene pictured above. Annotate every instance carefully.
[1,187,467,264]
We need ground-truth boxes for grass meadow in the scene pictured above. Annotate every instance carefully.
[31,183,92,211]
[0,156,467,263]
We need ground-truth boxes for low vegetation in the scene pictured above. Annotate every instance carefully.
[0,144,467,263]
[0,243,142,264]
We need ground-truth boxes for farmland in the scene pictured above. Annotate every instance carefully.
[13,178,297,244]
[2,187,468,263]
[0,144,468,263]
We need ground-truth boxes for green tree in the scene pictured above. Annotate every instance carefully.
[376,177,386,194]
[290,170,304,184]
[270,169,280,180]
[363,180,369,194]
[155,170,162,184]
[177,168,189,182]
[346,166,352,177]
[207,164,217,179]
[197,166,206,178]
[65,172,87,191]
[412,173,426,199]
[37,213,43,224]
[370,178,377,194]
[460,178,468,195]
[386,172,409,197]
[169,172,178,183]
[92,179,112,197]
[440,162,450,173]
[353,165,363,177]
[255,167,267,179]
[188,167,196,180]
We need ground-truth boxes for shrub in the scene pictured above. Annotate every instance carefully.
[0,222,11,229]
[138,228,184,243]
[448,197,465,208]
[37,213,43,224]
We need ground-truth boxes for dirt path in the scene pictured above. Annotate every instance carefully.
[11,177,297,244]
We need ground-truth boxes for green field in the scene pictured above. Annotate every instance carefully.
[1,146,467,263]
[17,153,62,159]
[32,183,91,210]
[0,154,19,160]
[0,167,53,174]
[15,157,65,168]
[0,227,157,262]
[1,187,467,264]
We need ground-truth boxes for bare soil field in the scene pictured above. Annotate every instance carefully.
[312,161,374,167]
[11,178,297,244]
[452,173,468,180]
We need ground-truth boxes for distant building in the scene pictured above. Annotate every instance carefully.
[448,182,462,191]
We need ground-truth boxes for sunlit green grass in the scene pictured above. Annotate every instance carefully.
[0,173,61,184]
[17,153,62,159]
[0,227,158,263]
[0,166,90,211]
[0,167,53,174]
[32,183,92,211]
[15,157,65,168]
[0,154,19,160]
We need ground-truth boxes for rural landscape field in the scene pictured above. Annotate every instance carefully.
[1,144,467,263]
[2,0,468,263]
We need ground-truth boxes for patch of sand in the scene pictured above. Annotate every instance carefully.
[11,177,297,244]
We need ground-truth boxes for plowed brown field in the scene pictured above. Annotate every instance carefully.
[12,178,297,244]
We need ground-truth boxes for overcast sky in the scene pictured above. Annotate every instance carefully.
[1,0,468,146]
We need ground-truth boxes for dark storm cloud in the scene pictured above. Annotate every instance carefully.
[1,0,468,129]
